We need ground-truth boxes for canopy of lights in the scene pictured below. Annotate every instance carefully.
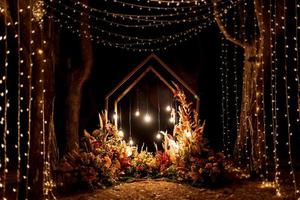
[0,0,299,199]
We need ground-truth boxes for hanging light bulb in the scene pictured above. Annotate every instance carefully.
[113,113,118,120]
[129,137,134,146]
[118,129,124,138]
[135,110,140,117]
[156,132,162,140]
[166,105,171,112]
[144,113,152,123]
[169,117,175,124]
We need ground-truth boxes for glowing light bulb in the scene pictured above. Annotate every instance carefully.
[129,138,134,146]
[169,117,175,124]
[135,110,140,117]
[37,49,43,55]
[166,105,171,112]
[144,113,151,123]
[113,113,118,121]
[156,133,162,140]
[118,130,124,138]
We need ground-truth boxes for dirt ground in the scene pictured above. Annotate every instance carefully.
[57,179,296,200]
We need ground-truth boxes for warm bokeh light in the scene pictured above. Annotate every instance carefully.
[113,113,118,121]
[118,130,124,138]
[169,117,175,124]
[144,113,152,123]
[156,133,162,140]
[38,49,43,55]
[129,139,134,146]
[166,105,171,112]
[135,110,140,117]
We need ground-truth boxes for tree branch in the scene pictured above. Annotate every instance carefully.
[212,0,246,48]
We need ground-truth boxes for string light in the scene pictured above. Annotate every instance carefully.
[223,18,231,159]
[1,0,9,197]
[17,0,22,197]
[47,4,212,42]
[52,1,215,28]
[25,0,33,198]
[269,0,281,194]
[294,0,300,195]
[44,0,240,51]
[252,0,265,175]
[241,0,250,171]
[283,0,298,196]
[256,0,269,183]
[219,34,226,157]
[76,0,204,11]
[232,7,242,167]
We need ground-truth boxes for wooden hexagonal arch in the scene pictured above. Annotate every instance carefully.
[105,53,200,126]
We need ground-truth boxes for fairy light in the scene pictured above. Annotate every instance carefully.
[295,0,300,124]
[48,5,212,43]
[232,7,242,167]
[0,1,9,199]
[270,0,281,194]
[76,0,203,11]
[25,0,33,198]
[16,0,22,197]
[252,0,263,175]
[54,1,214,28]
[256,0,269,182]
[43,0,240,51]
[283,0,298,196]
[44,5,240,52]
[223,18,231,159]
[51,0,239,29]
[294,0,300,196]
[242,0,250,171]
[219,34,226,157]
[1,0,9,197]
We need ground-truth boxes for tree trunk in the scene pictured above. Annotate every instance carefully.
[235,42,265,173]
[61,0,93,154]
[212,0,276,172]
